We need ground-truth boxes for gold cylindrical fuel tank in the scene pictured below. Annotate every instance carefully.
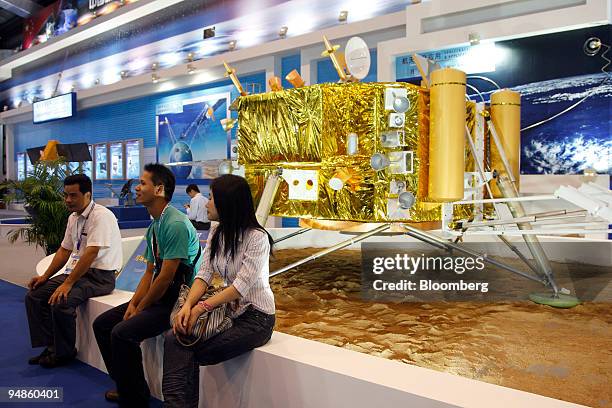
[428,68,466,202]
[490,89,521,197]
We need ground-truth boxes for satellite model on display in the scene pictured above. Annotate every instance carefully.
[194,36,612,308]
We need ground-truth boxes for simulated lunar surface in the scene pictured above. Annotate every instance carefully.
[269,248,611,407]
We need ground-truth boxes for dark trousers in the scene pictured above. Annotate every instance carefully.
[25,269,115,358]
[93,301,174,408]
[162,306,275,408]
[190,220,210,231]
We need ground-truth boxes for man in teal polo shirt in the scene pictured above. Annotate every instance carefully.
[93,163,201,407]
[143,199,202,286]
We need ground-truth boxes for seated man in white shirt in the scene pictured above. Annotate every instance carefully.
[184,184,210,230]
[25,174,122,368]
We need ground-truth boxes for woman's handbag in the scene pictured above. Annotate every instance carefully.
[170,284,233,347]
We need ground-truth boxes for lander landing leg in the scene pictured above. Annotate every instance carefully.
[487,119,580,308]
[274,228,312,244]
[270,224,391,278]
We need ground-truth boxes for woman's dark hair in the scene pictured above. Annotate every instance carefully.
[209,174,273,261]
[64,174,92,195]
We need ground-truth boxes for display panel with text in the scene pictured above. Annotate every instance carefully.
[110,142,124,180]
[16,153,25,181]
[94,144,108,180]
[125,140,141,180]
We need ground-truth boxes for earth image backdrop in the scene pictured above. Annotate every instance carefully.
[518,72,611,175]
[156,90,231,180]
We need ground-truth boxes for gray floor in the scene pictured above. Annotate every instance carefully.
[0,209,146,287]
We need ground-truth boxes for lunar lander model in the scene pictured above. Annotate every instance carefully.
[216,36,611,307]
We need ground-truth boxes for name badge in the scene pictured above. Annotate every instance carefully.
[64,252,80,275]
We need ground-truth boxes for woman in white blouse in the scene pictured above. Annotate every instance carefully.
[162,174,275,408]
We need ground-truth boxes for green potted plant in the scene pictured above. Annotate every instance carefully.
[1,158,72,255]
[0,184,6,209]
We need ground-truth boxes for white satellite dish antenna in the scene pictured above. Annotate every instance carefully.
[345,36,371,80]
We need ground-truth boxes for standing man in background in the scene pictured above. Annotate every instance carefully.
[25,174,122,368]
[184,184,210,231]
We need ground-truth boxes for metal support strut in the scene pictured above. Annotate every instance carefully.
[274,228,312,244]
[255,170,282,227]
[270,224,390,278]
[399,224,546,285]
[487,118,560,295]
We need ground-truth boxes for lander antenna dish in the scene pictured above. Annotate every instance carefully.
[345,37,371,80]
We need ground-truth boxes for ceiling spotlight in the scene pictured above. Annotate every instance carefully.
[187,63,196,74]
[583,37,603,56]
[94,78,100,85]
[151,73,159,83]
[120,70,128,79]
[3,105,8,111]
[203,26,215,40]
[187,52,195,62]
[228,40,237,51]
[151,62,159,71]
[279,26,288,39]
[71,84,76,92]
[338,10,348,22]
[469,33,480,46]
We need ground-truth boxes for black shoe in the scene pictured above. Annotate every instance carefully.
[39,349,77,368]
[28,348,52,365]
[104,390,120,402]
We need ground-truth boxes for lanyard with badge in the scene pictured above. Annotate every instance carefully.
[151,205,202,287]
[65,203,95,275]
[151,204,169,276]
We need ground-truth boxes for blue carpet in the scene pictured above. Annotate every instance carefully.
[0,218,28,224]
[118,220,152,229]
[0,280,162,407]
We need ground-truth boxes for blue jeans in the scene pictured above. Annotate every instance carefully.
[93,301,173,407]
[162,306,275,408]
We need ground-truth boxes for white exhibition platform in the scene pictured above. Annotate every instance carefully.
[34,226,598,408]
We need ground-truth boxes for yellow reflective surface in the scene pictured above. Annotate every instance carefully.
[237,82,480,224]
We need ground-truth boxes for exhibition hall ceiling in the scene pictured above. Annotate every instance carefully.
[0,0,409,102]
[0,0,57,49]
